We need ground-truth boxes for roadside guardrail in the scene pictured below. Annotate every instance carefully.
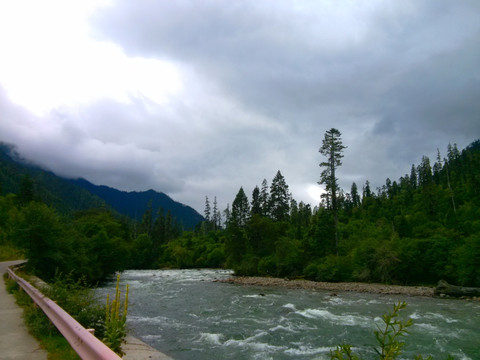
[7,267,121,360]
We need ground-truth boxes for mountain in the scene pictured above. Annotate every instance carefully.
[0,143,204,229]
[67,178,204,229]
[0,143,106,213]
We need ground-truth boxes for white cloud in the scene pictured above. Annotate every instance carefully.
[0,0,181,115]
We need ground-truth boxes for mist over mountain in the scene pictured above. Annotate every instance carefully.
[0,143,203,229]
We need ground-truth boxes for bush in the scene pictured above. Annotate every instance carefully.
[43,273,106,338]
[102,274,129,355]
[316,255,352,282]
[331,302,454,360]
[257,255,277,276]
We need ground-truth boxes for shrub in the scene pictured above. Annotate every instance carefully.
[102,274,129,356]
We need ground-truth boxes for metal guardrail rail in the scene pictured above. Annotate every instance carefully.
[7,267,122,360]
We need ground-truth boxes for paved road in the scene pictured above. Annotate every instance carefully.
[0,260,47,360]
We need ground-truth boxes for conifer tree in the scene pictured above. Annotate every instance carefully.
[204,196,211,222]
[350,182,360,208]
[259,179,270,216]
[230,187,250,227]
[318,128,346,251]
[212,196,221,230]
[251,186,262,216]
[269,170,290,221]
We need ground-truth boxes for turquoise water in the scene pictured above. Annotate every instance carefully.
[98,269,479,359]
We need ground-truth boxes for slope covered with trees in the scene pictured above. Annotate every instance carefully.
[68,178,203,229]
[0,143,203,229]
[160,136,480,287]
[1,138,479,288]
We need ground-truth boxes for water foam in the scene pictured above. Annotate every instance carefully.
[224,339,286,352]
[297,308,370,326]
[284,345,333,356]
[282,303,297,311]
[198,333,224,345]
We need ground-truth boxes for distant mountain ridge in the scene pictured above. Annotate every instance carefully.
[68,178,204,229]
[0,143,203,229]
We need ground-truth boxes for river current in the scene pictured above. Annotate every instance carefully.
[97,269,479,360]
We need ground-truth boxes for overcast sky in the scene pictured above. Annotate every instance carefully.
[1,0,479,214]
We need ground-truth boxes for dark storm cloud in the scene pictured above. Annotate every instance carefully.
[90,0,480,201]
[1,1,479,213]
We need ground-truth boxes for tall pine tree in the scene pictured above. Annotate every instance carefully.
[318,128,346,251]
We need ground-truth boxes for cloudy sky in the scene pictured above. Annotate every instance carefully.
[1,0,479,214]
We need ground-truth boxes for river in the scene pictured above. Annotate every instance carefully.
[97,269,479,360]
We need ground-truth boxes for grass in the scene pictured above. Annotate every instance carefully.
[3,270,129,358]
[3,272,81,360]
[0,244,24,261]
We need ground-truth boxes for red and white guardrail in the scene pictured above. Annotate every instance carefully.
[7,267,121,360]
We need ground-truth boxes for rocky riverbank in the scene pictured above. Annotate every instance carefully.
[218,276,435,297]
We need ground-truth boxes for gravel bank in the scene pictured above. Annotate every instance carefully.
[218,276,435,297]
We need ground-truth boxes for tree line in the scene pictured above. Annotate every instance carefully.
[160,131,480,287]
[1,131,479,287]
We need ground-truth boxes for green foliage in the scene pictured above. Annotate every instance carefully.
[373,302,412,359]
[3,272,19,293]
[103,274,129,356]
[44,272,106,338]
[6,275,80,359]
[331,344,360,360]
[331,302,453,360]
[0,244,24,261]
[2,138,480,289]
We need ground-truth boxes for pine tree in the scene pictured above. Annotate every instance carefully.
[269,170,290,221]
[139,201,153,236]
[223,204,231,228]
[410,164,417,189]
[350,182,360,208]
[204,196,211,222]
[251,186,262,216]
[230,187,250,228]
[318,128,346,251]
[212,196,221,230]
[259,179,270,216]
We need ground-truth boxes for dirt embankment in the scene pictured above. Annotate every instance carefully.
[217,276,435,297]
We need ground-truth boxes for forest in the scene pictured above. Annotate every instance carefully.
[1,134,479,287]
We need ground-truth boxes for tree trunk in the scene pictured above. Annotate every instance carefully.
[434,280,480,297]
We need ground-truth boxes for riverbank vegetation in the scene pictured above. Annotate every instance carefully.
[1,136,479,289]
[3,270,128,357]
[331,302,453,360]
[159,137,480,288]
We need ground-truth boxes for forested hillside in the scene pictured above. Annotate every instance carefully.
[68,178,203,229]
[1,139,479,288]
[0,143,203,229]
[158,138,480,287]
[0,143,106,213]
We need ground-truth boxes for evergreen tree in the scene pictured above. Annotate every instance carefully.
[417,156,433,186]
[223,204,231,228]
[251,186,262,216]
[212,196,221,230]
[350,182,360,208]
[433,148,443,184]
[230,188,250,228]
[259,179,270,216]
[139,201,153,236]
[363,180,372,199]
[204,196,211,222]
[269,170,290,222]
[318,128,346,251]
[410,164,418,189]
